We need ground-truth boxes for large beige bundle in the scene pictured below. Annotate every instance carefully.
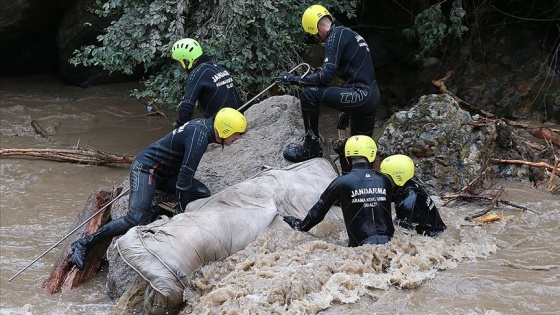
[116,158,341,313]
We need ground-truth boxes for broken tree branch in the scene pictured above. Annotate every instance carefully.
[490,158,557,173]
[464,186,505,220]
[442,190,533,217]
[0,148,134,166]
[546,158,560,191]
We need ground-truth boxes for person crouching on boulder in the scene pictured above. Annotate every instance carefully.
[380,154,447,236]
[274,4,380,174]
[283,135,395,247]
[71,108,247,270]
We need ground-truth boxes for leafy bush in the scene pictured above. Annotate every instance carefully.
[70,0,358,109]
[403,0,468,61]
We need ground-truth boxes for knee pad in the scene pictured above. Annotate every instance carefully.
[300,87,320,109]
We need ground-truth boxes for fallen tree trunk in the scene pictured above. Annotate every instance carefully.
[0,148,134,165]
[42,188,122,294]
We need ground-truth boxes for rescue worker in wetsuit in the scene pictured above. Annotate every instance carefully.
[171,38,242,127]
[70,108,247,270]
[275,5,380,170]
[283,135,394,246]
[380,154,447,236]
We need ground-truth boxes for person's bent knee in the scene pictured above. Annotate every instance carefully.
[300,87,320,108]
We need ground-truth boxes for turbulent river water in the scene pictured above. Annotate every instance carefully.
[0,75,558,315]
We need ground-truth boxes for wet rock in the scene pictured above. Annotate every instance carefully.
[377,93,547,193]
[377,94,498,193]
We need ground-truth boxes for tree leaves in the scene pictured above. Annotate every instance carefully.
[70,0,358,108]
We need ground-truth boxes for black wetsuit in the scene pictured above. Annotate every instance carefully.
[299,162,394,247]
[176,54,242,126]
[91,117,215,240]
[299,21,380,137]
[394,178,447,236]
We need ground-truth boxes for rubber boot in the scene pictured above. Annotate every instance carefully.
[283,134,323,163]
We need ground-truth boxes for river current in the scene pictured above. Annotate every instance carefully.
[0,75,558,314]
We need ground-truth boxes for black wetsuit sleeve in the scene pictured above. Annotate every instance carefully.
[300,178,342,231]
[176,67,206,125]
[175,123,210,191]
[300,28,344,86]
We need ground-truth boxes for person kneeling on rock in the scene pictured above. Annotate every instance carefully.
[283,135,395,246]
[71,108,247,270]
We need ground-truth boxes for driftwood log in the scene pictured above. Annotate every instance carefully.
[1,120,134,166]
[42,188,122,294]
[0,148,134,165]
[31,120,50,139]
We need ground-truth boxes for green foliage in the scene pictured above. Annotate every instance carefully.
[403,0,468,61]
[70,0,358,109]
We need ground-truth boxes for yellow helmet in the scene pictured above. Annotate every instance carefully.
[380,154,415,186]
[214,108,247,138]
[301,4,332,35]
[171,38,203,70]
[344,135,377,163]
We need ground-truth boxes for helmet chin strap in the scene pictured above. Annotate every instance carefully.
[219,137,225,151]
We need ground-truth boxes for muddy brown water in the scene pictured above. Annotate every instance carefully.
[1,75,558,314]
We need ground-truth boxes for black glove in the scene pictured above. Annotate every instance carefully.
[283,216,303,231]
[274,71,300,85]
[175,189,193,214]
[337,112,350,130]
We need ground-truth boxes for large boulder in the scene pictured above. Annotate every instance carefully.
[377,93,546,194]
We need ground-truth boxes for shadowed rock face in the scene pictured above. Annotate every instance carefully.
[0,0,63,74]
[0,0,132,85]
